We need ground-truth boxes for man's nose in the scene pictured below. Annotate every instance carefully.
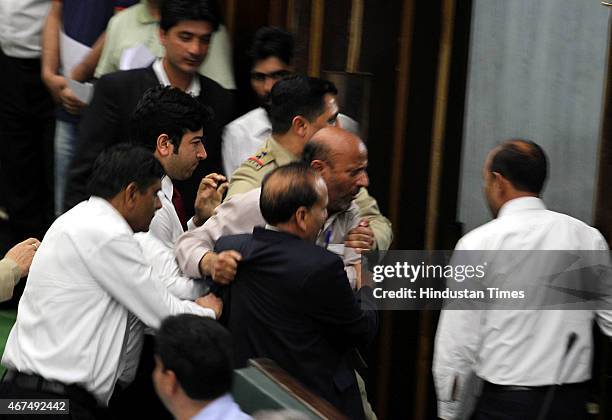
[356,171,369,188]
[188,39,204,56]
[196,142,207,160]
[263,78,276,95]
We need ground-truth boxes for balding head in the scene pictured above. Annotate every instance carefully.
[486,139,547,193]
[483,139,547,217]
[303,127,369,213]
[260,162,328,241]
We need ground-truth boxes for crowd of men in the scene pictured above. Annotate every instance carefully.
[0,1,610,420]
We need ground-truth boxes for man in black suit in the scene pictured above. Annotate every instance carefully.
[214,162,378,420]
[64,0,234,212]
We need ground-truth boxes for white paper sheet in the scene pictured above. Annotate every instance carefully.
[60,30,91,76]
[119,44,156,70]
[67,79,94,105]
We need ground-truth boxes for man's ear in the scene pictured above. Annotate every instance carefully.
[491,171,514,198]
[491,172,505,189]
[125,182,140,208]
[156,134,173,157]
[291,116,309,137]
[294,206,308,232]
[310,159,326,173]
[154,356,179,397]
[159,28,167,46]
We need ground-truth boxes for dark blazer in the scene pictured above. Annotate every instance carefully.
[215,227,378,420]
[64,66,235,212]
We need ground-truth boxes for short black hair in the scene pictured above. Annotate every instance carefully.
[87,144,164,199]
[249,27,294,66]
[160,0,221,32]
[130,86,212,153]
[268,75,338,134]
[260,162,321,225]
[155,314,233,400]
[489,139,548,194]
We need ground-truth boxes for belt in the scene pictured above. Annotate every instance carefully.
[2,370,98,408]
[484,381,587,392]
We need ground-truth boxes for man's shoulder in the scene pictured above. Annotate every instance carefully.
[226,145,277,197]
[215,233,253,252]
[226,107,268,129]
[54,200,133,243]
[197,74,233,98]
[458,207,606,250]
[107,3,142,27]
[283,238,344,269]
[97,67,154,88]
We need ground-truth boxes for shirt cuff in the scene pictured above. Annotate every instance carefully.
[437,400,461,420]
[186,217,196,231]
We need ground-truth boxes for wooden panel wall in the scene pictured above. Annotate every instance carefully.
[221,1,474,418]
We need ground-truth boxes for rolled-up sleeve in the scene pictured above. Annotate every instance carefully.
[175,189,266,278]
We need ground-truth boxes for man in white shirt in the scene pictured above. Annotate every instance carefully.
[113,85,227,419]
[433,140,612,420]
[1,145,222,418]
[153,314,251,420]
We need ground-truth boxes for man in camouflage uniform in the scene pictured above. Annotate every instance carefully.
[226,75,393,250]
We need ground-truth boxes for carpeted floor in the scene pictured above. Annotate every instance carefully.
[0,309,17,376]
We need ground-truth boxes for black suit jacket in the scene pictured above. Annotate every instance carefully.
[64,66,235,212]
[215,227,378,420]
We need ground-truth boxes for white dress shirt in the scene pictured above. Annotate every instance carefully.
[175,187,362,287]
[222,107,360,177]
[2,197,214,405]
[0,0,51,58]
[153,58,201,97]
[136,176,201,297]
[433,197,612,420]
[191,394,251,420]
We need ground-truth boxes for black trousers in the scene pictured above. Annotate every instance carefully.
[0,49,54,244]
[471,381,589,420]
[108,335,172,420]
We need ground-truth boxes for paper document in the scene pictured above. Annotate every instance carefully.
[119,44,156,70]
[60,31,91,76]
[67,79,94,105]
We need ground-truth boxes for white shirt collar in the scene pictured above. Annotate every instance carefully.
[191,394,247,420]
[88,196,134,234]
[153,58,201,96]
[161,175,174,201]
[264,224,281,232]
[497,196,546,218]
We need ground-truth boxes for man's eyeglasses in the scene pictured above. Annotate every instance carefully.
[250,70,292,82]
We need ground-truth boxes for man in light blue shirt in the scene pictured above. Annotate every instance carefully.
[153,314,251,420]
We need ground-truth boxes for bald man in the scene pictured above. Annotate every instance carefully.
[433,140,612,420]
[175,127,372,286]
